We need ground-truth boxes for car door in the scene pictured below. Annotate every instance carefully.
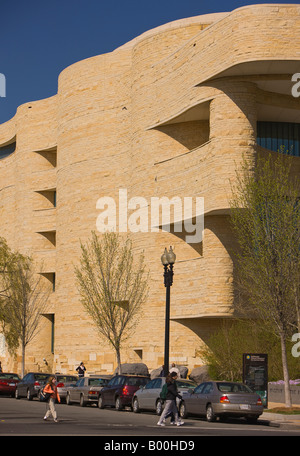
[81,378,90,400]
[18,374,30,396]
[185,382,206,415]
[197,382,214,415]
[103,376,119,405]
[72,378,85,402]
[139,378,159,409]
[150,378,163,410]
[109,376,125,405]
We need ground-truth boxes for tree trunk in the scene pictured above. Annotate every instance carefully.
[279,332,292,408]
[21,343,25,378]
[116,348,121,375]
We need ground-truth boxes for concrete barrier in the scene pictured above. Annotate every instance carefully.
[268,385,300,405]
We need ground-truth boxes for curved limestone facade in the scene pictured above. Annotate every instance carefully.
[0,4,300,374]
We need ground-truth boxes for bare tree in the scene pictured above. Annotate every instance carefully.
[230,151,300,408]
[0,251,50,377]
[75,231,148,374]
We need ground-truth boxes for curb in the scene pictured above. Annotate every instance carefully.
[260,412,300,431]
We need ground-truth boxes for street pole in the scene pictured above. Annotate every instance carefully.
[161,247,176,377]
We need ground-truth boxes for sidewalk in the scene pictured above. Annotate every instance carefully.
[260,402,300,430]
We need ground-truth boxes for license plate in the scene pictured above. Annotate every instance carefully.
[240,404,251,410]
[9,383,15,386]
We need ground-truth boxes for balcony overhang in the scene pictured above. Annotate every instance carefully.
[170,313,236,321]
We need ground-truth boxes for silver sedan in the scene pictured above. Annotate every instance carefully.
[66,376,111,406]
[179,381,264,423]
[132,377,197,415]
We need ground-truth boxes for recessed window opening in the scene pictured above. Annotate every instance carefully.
[257,121,300,156]
[0,141,16,159]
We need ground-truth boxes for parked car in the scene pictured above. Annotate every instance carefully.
[51,374,78,403]
[66,376,111,406]
[178,381,264,423]
[98,374,150,410]
[15,372,53,400]
[0,373,21,397]
[132,377,197,415]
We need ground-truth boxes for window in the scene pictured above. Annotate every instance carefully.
[145,379,157,389]
[0,141,16,159]
[50,314,55,353]
[257,121,300,156]
[75,378,85,387]
[88,378,109,386]
[153,378,162,388]
[194,383,206,394]
[217,382,252,393]
[202,382,213,394]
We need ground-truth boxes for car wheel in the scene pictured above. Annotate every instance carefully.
[115,396,123,411]
[98,395,104,409]
[66,393,71,405]
[27,389,33,401]
[156,399,163,416]
[80,394,86,407]
[206,403,216,422]
[132,397,140,413]
[179,401,188,419]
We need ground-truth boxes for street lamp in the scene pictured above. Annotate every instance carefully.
[161,246,176,377]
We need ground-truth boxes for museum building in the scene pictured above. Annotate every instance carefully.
[0,4,299,375]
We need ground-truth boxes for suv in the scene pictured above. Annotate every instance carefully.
[98,374,150,410]
[15,372,53,400]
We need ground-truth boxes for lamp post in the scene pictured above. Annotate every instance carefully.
[161,246,176,377]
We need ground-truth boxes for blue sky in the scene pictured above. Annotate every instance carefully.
[0,0,297,124]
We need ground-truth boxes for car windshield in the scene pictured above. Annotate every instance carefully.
[125,377,149,387]
[0,374,20,380]
[177,380,197,388]
[217,382,253,393]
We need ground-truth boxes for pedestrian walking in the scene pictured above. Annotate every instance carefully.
[76,362,86,377]
[157,372,184,426]
[43,376,61,422]
[169,363,181,378]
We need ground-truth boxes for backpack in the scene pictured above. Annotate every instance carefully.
[160,383,168,400]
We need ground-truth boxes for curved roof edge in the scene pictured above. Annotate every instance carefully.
[115,12,228,51]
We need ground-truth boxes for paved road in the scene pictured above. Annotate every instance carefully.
[0,396,299,439]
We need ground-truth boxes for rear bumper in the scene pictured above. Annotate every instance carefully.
[119,394,134,406]
[213,403,264,417]
[0,386,16,395]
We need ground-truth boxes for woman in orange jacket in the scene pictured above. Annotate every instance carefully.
[43,376,61,422]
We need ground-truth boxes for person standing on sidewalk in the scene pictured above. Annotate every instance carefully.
[43,376,61,422]
[157,372,184,426]
[76,362,86,377]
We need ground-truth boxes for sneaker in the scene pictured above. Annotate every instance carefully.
[54,419,59,423]
[43,416,48,421]
[176,421,184,426]
[157,421,165,426]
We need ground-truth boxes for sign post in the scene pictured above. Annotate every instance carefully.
[243,353,268,407]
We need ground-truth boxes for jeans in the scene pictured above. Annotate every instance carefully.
[45,398,58,420]
[158,400,179,424]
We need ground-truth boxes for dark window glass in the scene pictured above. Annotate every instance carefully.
[0,142,16,159]
[257,121,300,156]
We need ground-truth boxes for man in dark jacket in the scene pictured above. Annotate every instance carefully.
[157,372,184,426]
